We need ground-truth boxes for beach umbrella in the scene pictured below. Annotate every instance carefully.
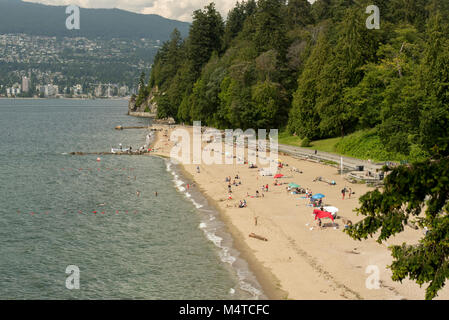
[312,193,325,199]
[323,206,338,217]
[288,183,300,188]
[274,174,284,179]
[323,206,338,214]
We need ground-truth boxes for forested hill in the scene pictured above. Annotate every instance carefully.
[0,0,190,40]
[139,0,449,161]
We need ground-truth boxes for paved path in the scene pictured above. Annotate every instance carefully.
[277,144,384,173]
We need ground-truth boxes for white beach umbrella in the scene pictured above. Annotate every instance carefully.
[323,206,339,217]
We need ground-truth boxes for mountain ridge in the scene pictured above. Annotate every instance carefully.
[0,0,190,40]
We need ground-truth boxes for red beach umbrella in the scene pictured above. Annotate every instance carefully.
[274,174,284,179]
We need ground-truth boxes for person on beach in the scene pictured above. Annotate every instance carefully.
[197,166,200,173]
[349,188,352,199]
[341,187,346,200]
[265,184,269,192]
[155,191,158,197]
[256,190,260,198]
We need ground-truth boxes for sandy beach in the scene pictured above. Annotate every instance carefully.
[148,124,449,300]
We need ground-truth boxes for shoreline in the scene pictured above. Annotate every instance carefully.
[174,162,287,300]
[147,133,280,299]
[146,124,449,300]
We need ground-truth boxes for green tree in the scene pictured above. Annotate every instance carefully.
[187,3,224,74]
[251,80,289,128]
[346,157,449,300]
[284,0,314,27]
[288,30,330,139]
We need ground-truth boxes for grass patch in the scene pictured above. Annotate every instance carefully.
[331,129,407,162]
[307,136,342,153]
[322,160,339,166]
[278,131,303,146]
[279,129,413,162]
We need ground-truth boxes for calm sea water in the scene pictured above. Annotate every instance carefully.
[0,99,260,299]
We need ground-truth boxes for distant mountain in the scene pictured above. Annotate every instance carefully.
[0,0,190,40]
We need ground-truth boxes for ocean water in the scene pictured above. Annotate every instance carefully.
[0,99,262,299]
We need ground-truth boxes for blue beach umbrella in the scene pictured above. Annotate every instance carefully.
[312,193,325,200]
[288,183,300,188]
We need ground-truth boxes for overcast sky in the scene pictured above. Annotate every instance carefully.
[23,0,241,22]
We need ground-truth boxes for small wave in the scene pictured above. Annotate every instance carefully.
[190,198,203,209]
[205,229,223,247]
[237,269,263,297]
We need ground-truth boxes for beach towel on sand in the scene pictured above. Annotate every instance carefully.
[313,209,334,221]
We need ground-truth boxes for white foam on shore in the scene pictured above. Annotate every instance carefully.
[166,161,203,209]
[197,222,263,298]
[165,159,262,299]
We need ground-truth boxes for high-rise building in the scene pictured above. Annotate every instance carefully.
[95,85,103,97]
[22,76,30,93]
[119,85,129,97]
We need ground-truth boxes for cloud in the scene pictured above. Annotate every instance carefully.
[23,0,239,22]
[141,0,237,22]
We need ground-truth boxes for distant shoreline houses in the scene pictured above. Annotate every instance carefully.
[0,76,136,98]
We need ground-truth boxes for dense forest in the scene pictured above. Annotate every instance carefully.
[138,0,449,161]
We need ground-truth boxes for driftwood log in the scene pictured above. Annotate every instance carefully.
[249,233,268,241]
[115,125,148,130]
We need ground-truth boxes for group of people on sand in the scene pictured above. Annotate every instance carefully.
[341,187,353,199]
[226,174,242,199]
[238,199,247,208]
